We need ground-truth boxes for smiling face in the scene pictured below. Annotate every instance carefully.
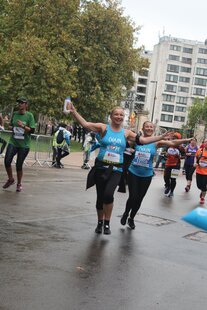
[110,107,125,126]
[142,121,154,137]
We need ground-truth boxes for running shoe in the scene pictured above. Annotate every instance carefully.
[2,178,15,189]
[128,218,135,230]
[164,187,170,195]
[103,225,111,235]
[185,185,190,192]
[55,164,62,169]
[95,224,103,234]
[167,191,174,198]
[120,213,128,226]
[16,184,22,192]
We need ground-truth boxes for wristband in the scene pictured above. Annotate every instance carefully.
[135,131,143,145]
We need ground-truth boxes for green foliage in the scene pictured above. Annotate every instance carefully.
[0,0,147,122]
[187,97,207,129]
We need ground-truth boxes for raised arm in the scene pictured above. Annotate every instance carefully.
[125,129,174,145]
[66,102,106,134]
[156,137,192,148]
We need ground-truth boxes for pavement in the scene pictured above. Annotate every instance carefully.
[0,158,207,310]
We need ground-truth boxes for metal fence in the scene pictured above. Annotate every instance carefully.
[0,130,53,167]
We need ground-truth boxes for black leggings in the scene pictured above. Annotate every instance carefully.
[196,173,207,192]
[164,166,180,192]
[95,169,121,210]
[0,137,7,154]
[124,171,152,219]
[4,143,29,172]
[185,164,195,181]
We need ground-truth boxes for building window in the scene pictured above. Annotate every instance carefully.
[166,74,178,83]
[193,87,206,96]
[176,96,188,105]
[174,116,185,122]
[170,45,181,51]
[137,86,146,94]
[181,57,192,65]
[180,66,191,73]
[175,106,186,112]
[178,86,189,93]
[194,77,207,87]
[165,84,177,93]
[160,114,173,122]
[183,47,193,54]
[199,48,207,54]
[162,104,174,112]
[136,94,145,102]
[167,64,179,73]
[138,78,147,85]
[162,94,175,102]
[169,54,180,61]
[179,76,190,83]
[197,58,207,64]
[196,67,207,77]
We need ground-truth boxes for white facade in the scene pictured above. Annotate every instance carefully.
[145,36,207,129]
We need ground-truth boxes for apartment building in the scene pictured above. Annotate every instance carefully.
[145,36,207,130]
[125,36,207,131]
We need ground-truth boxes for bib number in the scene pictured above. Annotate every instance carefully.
[133,151,150,168]
[103,151,120,164]
[199,160,207,168]
[171,169,179,178]
[13,127,25,140]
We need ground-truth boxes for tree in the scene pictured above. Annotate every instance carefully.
[187,97,207,129]
[0,0,148,121]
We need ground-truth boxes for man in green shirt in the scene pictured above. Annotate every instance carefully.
[3,97,36,192]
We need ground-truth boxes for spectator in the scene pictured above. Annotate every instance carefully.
[52,123,71,168]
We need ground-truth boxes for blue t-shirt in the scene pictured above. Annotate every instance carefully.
[97,125,126,171]
[129,143,156,177]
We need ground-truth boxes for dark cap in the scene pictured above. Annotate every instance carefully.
[16,97,28,104]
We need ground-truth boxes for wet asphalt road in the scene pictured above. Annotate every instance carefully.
[0,165,207,310]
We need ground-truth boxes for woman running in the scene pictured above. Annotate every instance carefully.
[67,103,173,235]
[184,138,198,192]
[2,98,36,192]
[121,122,190,230]
[195,139,207,205]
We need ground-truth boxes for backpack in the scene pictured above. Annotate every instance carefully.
[56,129,64,144]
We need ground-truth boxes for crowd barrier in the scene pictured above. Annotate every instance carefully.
[0,130,53,167]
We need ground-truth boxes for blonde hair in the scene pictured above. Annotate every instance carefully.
[110,106,124,116]
[142,121,154,129]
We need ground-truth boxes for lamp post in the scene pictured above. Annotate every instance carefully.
[151,81,158,123]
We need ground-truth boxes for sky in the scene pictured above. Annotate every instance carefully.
[121,0,207,50]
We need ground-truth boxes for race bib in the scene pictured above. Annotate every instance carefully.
[133,151,150,168]
[171,169,180,178]
[103,151,120,164]
[199,160,207,168]
[13,127,25,140]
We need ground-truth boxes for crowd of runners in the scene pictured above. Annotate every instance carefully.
[1,98,207,235]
